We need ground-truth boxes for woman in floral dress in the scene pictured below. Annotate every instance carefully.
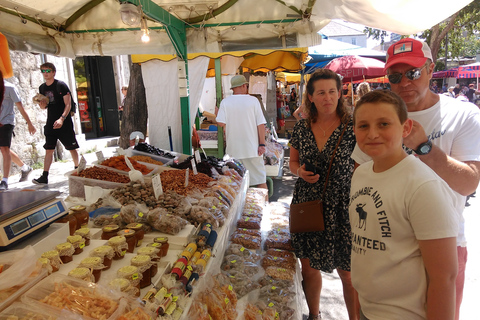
[289,69,358,320]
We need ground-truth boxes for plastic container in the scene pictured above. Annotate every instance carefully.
[78,257,105,283]
[68,267,95,282]
[153,237,169,257]
[65,169,129,199]
[117,229,136,253]
[93,159,159,177]
[90,245,115,270]
[101,224,120,240]
[41,250,62,272]
[108,236,128,260]
[55,242,75,264]
[69,205,89,229]
[74,227,91,246]
[21,274,124,320]
[130,255,152,288]
[126,223,145,246]
[54,211,77,236]
[67,235,85,255]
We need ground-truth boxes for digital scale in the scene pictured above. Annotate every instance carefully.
[0,190,67,251]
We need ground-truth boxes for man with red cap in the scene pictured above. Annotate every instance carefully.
[352,38,480,320]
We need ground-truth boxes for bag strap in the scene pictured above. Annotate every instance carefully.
[321,119,349,199]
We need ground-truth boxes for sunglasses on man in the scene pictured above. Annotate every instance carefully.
[40,69,53,73]
[387,65,427,84]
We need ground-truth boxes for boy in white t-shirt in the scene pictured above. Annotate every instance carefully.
[349,90,459,320]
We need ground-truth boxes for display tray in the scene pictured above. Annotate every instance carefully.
[128,148,189,164]
[65,169,129,199]
[92,160,160,177]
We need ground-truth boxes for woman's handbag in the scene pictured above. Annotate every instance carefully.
[289,122,348,233]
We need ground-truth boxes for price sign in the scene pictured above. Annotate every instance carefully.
[152,173,163,199]
[191,158,198,175]
[77,155,87,174]
[95,151,105,163]
[185,168,189,187]
[194,150,201,163]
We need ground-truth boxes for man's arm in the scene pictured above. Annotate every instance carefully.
[257,124,266,156]
[404,119,480,196]
[418,237,457,320]
[53,93,72,129]
[15,101,36,135]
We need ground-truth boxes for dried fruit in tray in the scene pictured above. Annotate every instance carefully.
[236,216,261,229]
[100,156,153,175]
[224,244,261,263]
[129,155,164,166]
[160,170,213,196]
[234,228,262,238]
[265,266,296,281]
[77,167,130,183]
[230,233,261,250]
[261,255,296,270]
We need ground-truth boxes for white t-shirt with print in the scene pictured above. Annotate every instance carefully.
[352,94,480,246]
[216,94,266,159]
[349,155,459,320]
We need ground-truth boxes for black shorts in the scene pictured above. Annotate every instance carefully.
[0,124,14,148]
[43,124,79,150]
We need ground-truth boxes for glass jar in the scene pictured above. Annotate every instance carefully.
[55,242,75,264]
[79,257,105,283]
[68,267,94,282]
[41,250,62,272]
[69,205,89,229]
[153,237,169,257]
[101,224,120,240]
[126,223,145,247]
[108,236,128,260]
[117,265,141,296]
[108,278,131,294]
[117,229,136,253]
[67,235,85,255]
[37,257,53,275]
[90,245,115,270]
[54,211,77,236]
[74,227,91,246]
[146,243,163,259]
[131,255,152,288]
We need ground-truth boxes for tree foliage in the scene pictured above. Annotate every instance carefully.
[364,0,480,68]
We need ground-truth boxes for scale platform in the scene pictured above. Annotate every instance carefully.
[0,190,67,251]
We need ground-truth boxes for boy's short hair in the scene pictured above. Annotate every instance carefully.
[40,62,56,72]
[354,90,408,124]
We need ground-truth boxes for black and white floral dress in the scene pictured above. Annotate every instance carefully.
[289,118,355,273]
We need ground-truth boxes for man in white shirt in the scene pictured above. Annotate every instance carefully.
[216,75,267,188]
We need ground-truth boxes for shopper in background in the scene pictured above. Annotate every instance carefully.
[289,69,358,320]
[352,38,480,320]
[350,90,458,320]
[32,62,79,185]
[466,83,480,103]
[216,75,267,189]
[0,78,36,190]
[354,82,371,106]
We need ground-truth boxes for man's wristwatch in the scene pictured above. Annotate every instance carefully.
[415,140,432,155]
[259,144,265,147]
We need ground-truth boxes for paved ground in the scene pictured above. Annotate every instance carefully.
[5,140,480,320]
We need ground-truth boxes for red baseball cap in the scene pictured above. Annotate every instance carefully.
[384,38,433,71]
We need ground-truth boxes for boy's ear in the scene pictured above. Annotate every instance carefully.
[402,118,413,138]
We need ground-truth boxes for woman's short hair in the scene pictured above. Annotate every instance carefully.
[354,90,408,124]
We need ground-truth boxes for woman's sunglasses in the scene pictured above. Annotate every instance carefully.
[387,65,427,84]
[40,69,53,73]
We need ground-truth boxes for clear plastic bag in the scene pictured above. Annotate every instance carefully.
[0,246,38,292]
[237,217,261,229]
[225,244,261,263]
[189,205,218,228]
[230,233,261,250]
[147,209,189,235]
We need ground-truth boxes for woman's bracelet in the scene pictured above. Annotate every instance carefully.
[296,167,301,177]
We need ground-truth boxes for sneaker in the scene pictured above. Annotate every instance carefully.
[0,181,7,191]
[19,166,33,182]
[32,175,48,185]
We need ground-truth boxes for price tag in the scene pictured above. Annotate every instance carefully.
[77,155,87,174]
[228,285,233,291]
[268,302,275,308]
[79,243,85,249]
[271,286,277,290]
[225,297,230,305]
[138,212,144,218]
[240,247,245,252]
[112,214,119,219]
[95,151,105,163]
[116,147,125,155]
[152,173,163,199]
[185,168,189,187]
[172,295,179,302]
[194,150,201,163]
[191,159,198,175]
[132,273,139,280]
[230,260,237,264]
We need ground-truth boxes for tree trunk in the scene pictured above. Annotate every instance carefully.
[428,12,459,64]
[119,62,148,149]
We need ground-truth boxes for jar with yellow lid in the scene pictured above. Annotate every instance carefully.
[108,236,128,260]
[55,242,75,264]
[37,257,53,274]
[90,245,115,270]
[108,278,138,297]
[101,224,120,240]
[117,229,136,253]
[117,265,142,296]
[74,227,91,246]
[54,211,77,236]
[153,237,169,257]
[41,250,62,272]
[68,267,94,282]
[67,235,86,255]
[69,205,89,229]
[137,247,159,277]
[126,223,145,246]
[79,257,105,283]
[130,255,152,288]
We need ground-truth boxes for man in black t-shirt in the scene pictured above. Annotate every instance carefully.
[466,83,480,103]
[32,62,79,185]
